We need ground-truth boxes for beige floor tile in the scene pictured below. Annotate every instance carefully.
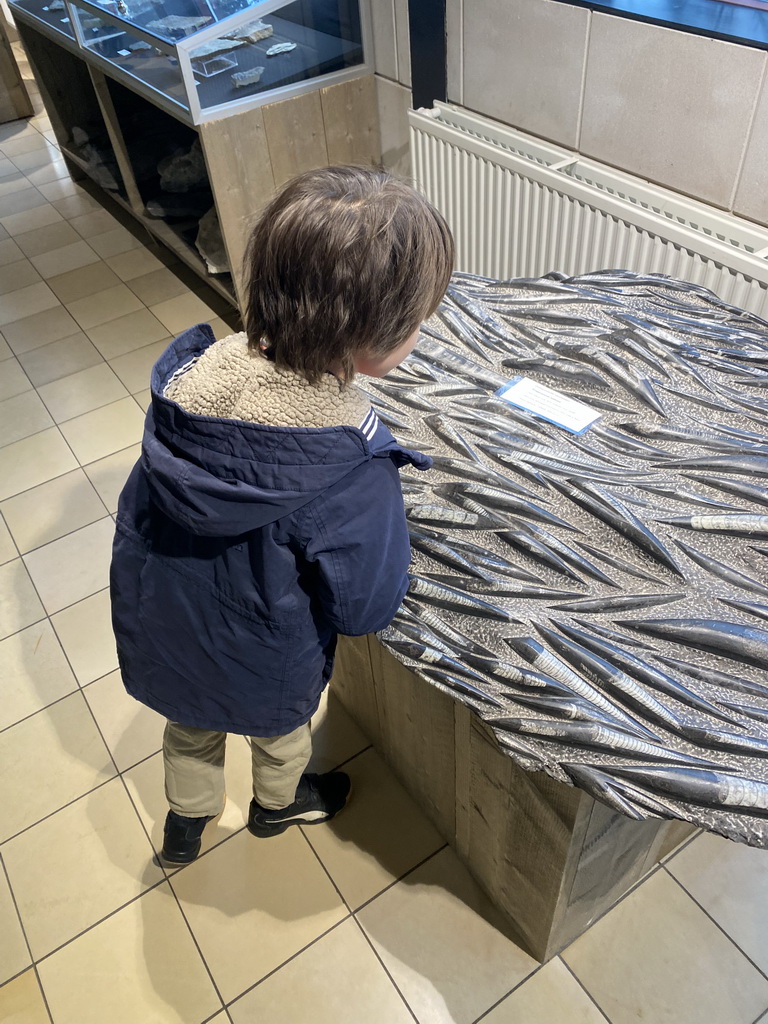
[37,882,221,1024]
[0,515,14,563]
[59,396,145,463]
[123,738,254,859]
[0,690,114,843]
[4,777,163,959]
[8,145,58,172]
[666,832,768,974]
[88,225,144,260]
[51,588,117,684]
[13,219,79,258]
[84,671,165,771]
[23,160,70,188]
[109,339,170,393]
[1,305,80,354]
[0,157,15,179]
[0,427,78,501]
[303,747,443,910]
[0,133,51,158]
[0,202,62,237]
[149,292,219,335]
[0,236,24,266]
[37,362,127,422]
[0,188,49,223]
[51,192,102,220]
[24,516,114,614]
[307,688,369,774]
[171,828,348,1002]
[1,469,107,553]
[482,958,607,1024]
[0,389,53,445]
[0,334,10,360]
[133,389,150,412]
[0,258,41,295]
[0,619,77,730]
[229,918,413,1024]
[0,282,58,327]
[0,172,32,200]
[86,306,170,360]
[84,443,140,513]
[30,239,100,280]
[38,177,82,202]
[127,267,190,306]
[106,246,167,281]
[0,359,32,400]
[358,846,536,1024]
[0,970,49,1024]
[69,208,122,239]
[66,283,143,331]
[47,260,121,304]
[0,558,44,640]
[17,331,101,387]
[562,868,768,1024]
[0,868,29,985]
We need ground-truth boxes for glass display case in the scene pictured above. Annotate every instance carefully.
[9,0,370,124]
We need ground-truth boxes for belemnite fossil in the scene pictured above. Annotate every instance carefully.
[358,269,768,848]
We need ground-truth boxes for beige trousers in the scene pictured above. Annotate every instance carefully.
[163,720,312,816]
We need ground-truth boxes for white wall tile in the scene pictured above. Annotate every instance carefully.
[463,0,588,149]
[581,14,765,209]
[735,69,768,223]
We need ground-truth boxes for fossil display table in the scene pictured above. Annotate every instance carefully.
[330,269,768,961]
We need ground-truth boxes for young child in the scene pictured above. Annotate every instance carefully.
[110,165,454,866]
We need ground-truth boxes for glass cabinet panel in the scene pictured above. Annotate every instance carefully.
[71,4,189,110]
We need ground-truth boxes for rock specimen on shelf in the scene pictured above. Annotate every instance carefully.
[231,65,264,88]
[147,13,210,34]
[195,206,229,274]
[221,18,272,43]
[71,125,120,191]
[266,41,296,56]
[158,137,207,193]
[190,37,244,59]
[46,0,65,10]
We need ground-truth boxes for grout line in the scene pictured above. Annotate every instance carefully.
[575,11,592,155]
[470,962,545,1024]
[0,851,55,1024]
[0,684,82,737]
[662,865,768,983]
[351,842,449,915]
[15,511,114,558]
[28,873,169,969]
[557,955,613,1023]
[351,914,420,1022]
[163,876,230,1014]
[729,52,767,213]
[223,914,352,1011]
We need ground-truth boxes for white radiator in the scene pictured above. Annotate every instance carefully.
[409,102,768,318]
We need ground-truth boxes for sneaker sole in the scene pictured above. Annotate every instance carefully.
[247,785,352,839]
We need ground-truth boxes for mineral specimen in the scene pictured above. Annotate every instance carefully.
[230,65,264,88]
[221,18,272,43]
[147,13,210,34]
[266,41,296,56]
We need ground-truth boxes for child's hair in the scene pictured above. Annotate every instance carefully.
[243,165,454,383]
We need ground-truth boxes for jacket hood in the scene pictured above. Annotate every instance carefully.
[143,324,430,537]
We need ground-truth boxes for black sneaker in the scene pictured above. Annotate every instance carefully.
[160,811,215,866]
[247,772,351,838]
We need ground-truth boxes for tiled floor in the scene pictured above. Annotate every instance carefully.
[2,44,768,1024]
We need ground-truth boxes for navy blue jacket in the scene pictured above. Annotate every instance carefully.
[110,325,430,736]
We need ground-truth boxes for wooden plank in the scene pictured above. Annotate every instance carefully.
[199,104,273,307]
[331,634,379,742]
[88,67,144,214]
[262,89,329,190]
[368,639,457,834]
[0,19,31,123]
[320,75,381,166]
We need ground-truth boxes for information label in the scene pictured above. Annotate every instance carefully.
[496,377,601,434]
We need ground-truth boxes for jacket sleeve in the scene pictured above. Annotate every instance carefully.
[301,456,411,636]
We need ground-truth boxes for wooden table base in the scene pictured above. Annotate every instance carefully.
[331,634,695,962]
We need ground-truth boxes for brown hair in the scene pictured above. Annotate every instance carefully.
[243,165,454,383]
